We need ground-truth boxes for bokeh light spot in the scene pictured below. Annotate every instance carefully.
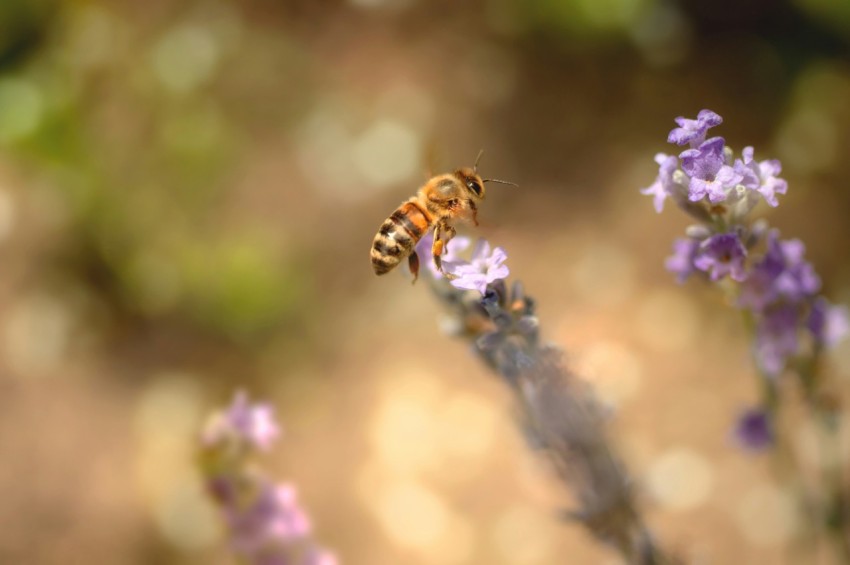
[151,25,219,94]
[154,477,220,551]
[0,188,16,242]
[635,289,700,352]
[735,484,798,546]
[647,448,714,511]
[353,119,422,190]
[491,506,556,564]
[579,340,643,407]
[3,294,72,376]
[0,78,44,142]
[373,479,450,551]
[571,242,636,306]
[370,370,443,474]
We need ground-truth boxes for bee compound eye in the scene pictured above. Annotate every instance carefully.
[467,180,482,196]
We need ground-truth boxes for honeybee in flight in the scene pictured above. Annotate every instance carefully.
[370,151,516,282]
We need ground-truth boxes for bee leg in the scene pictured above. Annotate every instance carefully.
[432,224,444,272]
[442,224,457,246]
[469,201,479,227]
[408,251,420,284]
[432,223,457,280]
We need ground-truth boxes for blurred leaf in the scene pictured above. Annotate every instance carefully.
[183,239,306,339]
[794,0,850,39]
[0,0,53,68]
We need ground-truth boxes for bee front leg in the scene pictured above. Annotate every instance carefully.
[442,224,457,246]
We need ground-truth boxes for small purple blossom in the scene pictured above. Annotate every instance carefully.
[665,238,700,283]
[733,408,773,451]
[415,232,472,278]
[680,137,743,203]
[739,147,788,207]
[693,233,748,282]
[640,153,679,213]
[808,298,850,348]
[445,239,510,294]
[668,109,723,147]
[203,391,281,452]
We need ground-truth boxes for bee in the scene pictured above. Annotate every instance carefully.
[370,151,516,282]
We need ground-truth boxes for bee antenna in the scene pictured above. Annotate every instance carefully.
[483,178,519,187]
[473,149,484,173]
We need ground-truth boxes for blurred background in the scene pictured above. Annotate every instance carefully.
[2,0,850,563]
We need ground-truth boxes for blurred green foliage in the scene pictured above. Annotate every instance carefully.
[0,3,307,341]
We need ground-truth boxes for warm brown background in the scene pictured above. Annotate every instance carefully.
[1,0,850,564]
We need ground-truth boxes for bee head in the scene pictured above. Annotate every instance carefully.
[455,167,486,200]
[455,150,518,199]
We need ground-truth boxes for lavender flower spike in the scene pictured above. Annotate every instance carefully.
[200,392,337,565]
[444,238,510,294]
[667,109,723,147]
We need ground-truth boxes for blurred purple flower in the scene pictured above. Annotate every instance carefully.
[665,238,700,283]
[445,239,510,294]
[229,482,311,553]
[755,304,801,376]
[808,298,850,348]
[203,391,281,452]
[668,109,723,147]
[694,233,748,282]
[640,153,679,213]
[773,245,821,303]
[200,393,337,565]
[733,408,773,451]
[680,137,742,203]
[738,231,819,310]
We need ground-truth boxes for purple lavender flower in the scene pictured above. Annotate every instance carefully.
[304,550,339,565]
[693,233,748,282]
[200,393,337,565]
[772,244,821,303]
[739,147,788,207]
[808,298,850,348]
[665,238,700,283]
[445,239,510,294]
[415,232,472,278]
[680,137,743,203]
[668,109,723,147]
[228,482,311,553]
[738,232,811,310]
[203,391,281,452]
[733,408,773,451]
[640,153,679,213]
[755,304,801,376]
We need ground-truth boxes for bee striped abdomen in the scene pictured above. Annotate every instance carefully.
[371,200,432,275]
